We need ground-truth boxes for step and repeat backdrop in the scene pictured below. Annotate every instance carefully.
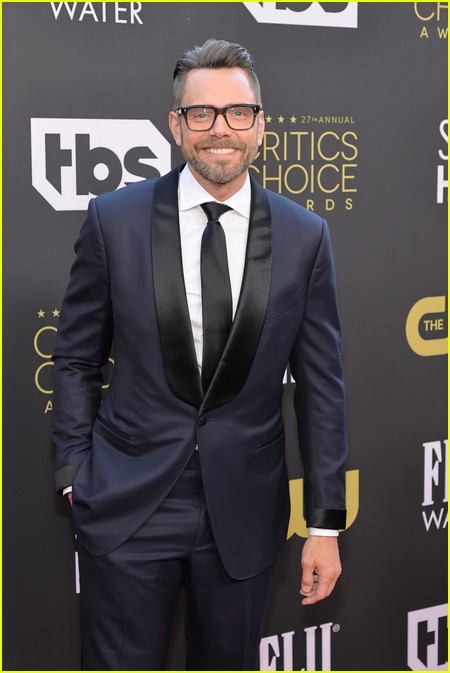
[3,3,447,671]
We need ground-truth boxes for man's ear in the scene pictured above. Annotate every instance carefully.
[169,111,182,147]
[256,110,265,147]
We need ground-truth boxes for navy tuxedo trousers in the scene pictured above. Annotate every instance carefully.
[77,453,275,671]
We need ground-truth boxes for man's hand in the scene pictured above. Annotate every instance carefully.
[300,536,341,606]
[67,492,73,507]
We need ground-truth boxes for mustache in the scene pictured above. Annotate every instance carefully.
[194,139,247,151]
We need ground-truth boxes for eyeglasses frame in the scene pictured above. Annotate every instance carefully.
[175,104,262,131]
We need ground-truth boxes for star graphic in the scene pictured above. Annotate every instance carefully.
[37,309,45,318]
[53,309,60,317]
[290,116,297,123]
[265,115,272,123]
[278,116,285,124]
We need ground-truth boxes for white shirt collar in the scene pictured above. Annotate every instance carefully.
[178,164,251,219]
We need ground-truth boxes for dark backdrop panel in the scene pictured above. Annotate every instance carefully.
[3,3,447,670]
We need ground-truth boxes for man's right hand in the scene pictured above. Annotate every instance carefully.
[67,492,73,507]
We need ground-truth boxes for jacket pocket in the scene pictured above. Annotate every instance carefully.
[96,414,133,440]
[256,429,285,449]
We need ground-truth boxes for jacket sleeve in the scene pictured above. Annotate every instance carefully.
[289,219,348,530]
[52,198,113,492]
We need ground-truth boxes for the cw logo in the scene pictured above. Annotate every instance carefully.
[406,296,447,356]
[288,470,359,538]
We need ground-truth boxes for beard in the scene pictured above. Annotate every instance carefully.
[180,136,259,185]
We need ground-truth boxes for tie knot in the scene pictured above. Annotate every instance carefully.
[201,201,232,223]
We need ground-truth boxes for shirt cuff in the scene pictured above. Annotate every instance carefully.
[62,486,73,496]
[308,527,339,537]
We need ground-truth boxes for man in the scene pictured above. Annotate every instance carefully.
[53,38,347,671]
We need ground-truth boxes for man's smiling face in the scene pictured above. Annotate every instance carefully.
[169,68,265,195]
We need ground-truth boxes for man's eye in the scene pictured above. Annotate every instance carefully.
[191,109,212,120]
[230,108,251,119]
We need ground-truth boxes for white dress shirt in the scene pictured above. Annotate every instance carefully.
[178,164,250,370]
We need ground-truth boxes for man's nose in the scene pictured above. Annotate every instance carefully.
[208,112,231,136]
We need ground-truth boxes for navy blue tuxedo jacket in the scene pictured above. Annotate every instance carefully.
[53,165,347,579]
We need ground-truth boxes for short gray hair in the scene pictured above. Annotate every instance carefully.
[173,38,262,107]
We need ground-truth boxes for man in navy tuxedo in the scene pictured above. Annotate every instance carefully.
[53,38,348,671]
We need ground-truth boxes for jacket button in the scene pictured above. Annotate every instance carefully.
[198,416,207,426]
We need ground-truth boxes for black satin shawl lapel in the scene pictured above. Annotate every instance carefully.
[201,176,273,414]
[152,166,203,408]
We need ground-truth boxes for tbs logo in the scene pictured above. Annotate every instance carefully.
[31,118,171,211]
[243,2,358,29]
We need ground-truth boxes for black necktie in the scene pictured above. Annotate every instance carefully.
[200,201,233,394]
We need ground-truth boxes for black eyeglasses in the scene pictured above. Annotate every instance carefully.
[176,104,262,131]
